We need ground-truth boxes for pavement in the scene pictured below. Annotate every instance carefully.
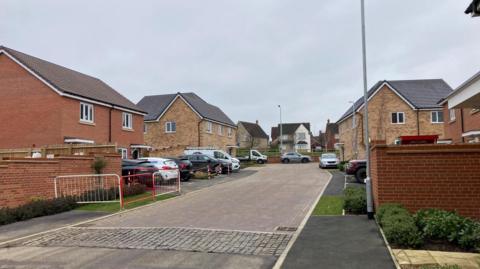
[0,163,330,269]
[281,170,395,269]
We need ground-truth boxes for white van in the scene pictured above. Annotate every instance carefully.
[184,148,240,171]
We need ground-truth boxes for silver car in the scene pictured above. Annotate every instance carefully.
[319,153,339,169]
[281,152,312,163]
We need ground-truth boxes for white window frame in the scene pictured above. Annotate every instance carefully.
[227,127,232,137]
[431,111,444,124]
[165,121,176,133]
[122,112,133,129]
[449,109,456,122]
[391,112,405,124]
[80,102,94,123]
[218,125,223,135]
[206,121,212,133]
[118,148,128,159]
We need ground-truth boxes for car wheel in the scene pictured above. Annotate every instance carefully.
[282,159,290,164]
[257,159,264,164]
[355,168,367,183]
[301,158,309,163]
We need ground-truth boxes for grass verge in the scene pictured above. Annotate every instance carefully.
[312,195,344,216]
[75,192,178,213]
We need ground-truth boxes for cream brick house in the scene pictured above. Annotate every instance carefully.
[237,121,269,149]
[336,79,453,160]
[137,92,237,156]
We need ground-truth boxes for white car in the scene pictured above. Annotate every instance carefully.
[139,157,179,180]
[319,153,340,169]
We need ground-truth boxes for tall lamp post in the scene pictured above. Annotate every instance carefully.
[360,0,374,219]
[278,105,283,153]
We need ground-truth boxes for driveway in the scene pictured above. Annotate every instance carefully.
[0,163,330,269]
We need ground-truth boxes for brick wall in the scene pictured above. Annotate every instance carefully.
[370,144,480,219]
[0,154,121,208]
[442,102,480,143]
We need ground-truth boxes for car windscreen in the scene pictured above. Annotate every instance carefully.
[322,154,337,158]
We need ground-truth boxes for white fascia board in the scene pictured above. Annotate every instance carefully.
[64,138,95,144]
[462,130,480,137]
[448,76,480,109]
[1,50,145,116]
[355,82,417,112]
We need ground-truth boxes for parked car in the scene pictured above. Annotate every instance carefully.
[181,154,223,173]
[138,157,179,181]
[345,160,367,183]
[319,153,340,169]
[168,157,193,181]
[236,149,268,164]
[121,159,158,186]
[281,152,312,163]
[184,148,240,172]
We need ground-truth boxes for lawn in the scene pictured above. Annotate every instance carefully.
[312,196,344,216]
[76,192,178,213]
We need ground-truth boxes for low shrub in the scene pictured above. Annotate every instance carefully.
[343,186,367,214]
[0,196,78,226]
[378,204,424,248]
[193,171,210,179]
[415,209,480,251]
[123,184,146,197]
[338,161,348,172]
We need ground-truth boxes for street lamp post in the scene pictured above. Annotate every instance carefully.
[360,0,374,219]
[278,105,283,153]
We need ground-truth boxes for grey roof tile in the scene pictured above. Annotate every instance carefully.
[238,121,268,139]
[0,46,143,113]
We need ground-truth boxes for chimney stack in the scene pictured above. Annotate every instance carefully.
[256,120,259,125]
[327,119,330,124]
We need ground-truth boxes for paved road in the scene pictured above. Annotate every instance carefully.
[1,163,330,269]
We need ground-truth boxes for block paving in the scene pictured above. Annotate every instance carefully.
[19,227,292,256]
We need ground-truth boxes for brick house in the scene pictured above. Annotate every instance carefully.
[137,92,237,156]
[271,123,312,152]
[336,79,453,160]
[324,119,339,151]
[439,70,480,143]
[0,46,146,158]
[237,121,269,150]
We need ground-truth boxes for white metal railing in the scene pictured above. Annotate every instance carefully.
[54,174,122,205]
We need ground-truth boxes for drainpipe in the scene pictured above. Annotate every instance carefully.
[198,121,202,146]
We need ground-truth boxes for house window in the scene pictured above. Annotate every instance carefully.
[165,121,176,133]
[122,113,133,129]
[449,109,456,122]
[227,127,232,137]
[297,132,306,140]
[391,112,405,124]
[80,103,94,123]
[118,148,128,159]
[431,111,444,123]
[297,144,307,149]
[206,121,212,133]
[218,125,223,135]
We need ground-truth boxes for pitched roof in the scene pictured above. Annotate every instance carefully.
[336,79,453,123]
[271,123,311,140]
[137,92,236,126]
[238,121,268,139]
[0,46,144,113]
[325,122,339,134]
[465,0,479,14]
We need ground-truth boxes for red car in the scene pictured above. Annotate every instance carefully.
[345,160,367,183]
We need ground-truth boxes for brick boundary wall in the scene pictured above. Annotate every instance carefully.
[0,154,121,208]
[370,144,480,220]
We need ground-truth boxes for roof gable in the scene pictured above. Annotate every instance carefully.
[137,92,236,127]
[272,123,311,139]
[238,121,268,139]
[0,46,144,113]
[337,79,453,124]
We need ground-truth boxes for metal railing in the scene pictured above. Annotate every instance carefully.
[54,174,122,205]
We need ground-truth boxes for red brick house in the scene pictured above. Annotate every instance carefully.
[324,119,339,151]
[439,70,480,143]
[0,46,146,158]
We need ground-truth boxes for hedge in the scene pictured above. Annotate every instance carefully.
[343,186,367,214]
[0,196,78,226]
[378,204,424,248]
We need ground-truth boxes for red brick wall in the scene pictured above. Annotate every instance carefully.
[442,102,480,143]
[0,154,121,208]
[371,144,480,219]
[0,53,144,157]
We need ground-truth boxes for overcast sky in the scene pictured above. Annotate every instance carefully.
[1,1,479,136]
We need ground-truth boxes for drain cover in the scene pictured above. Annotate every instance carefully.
[276,226,297,232]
